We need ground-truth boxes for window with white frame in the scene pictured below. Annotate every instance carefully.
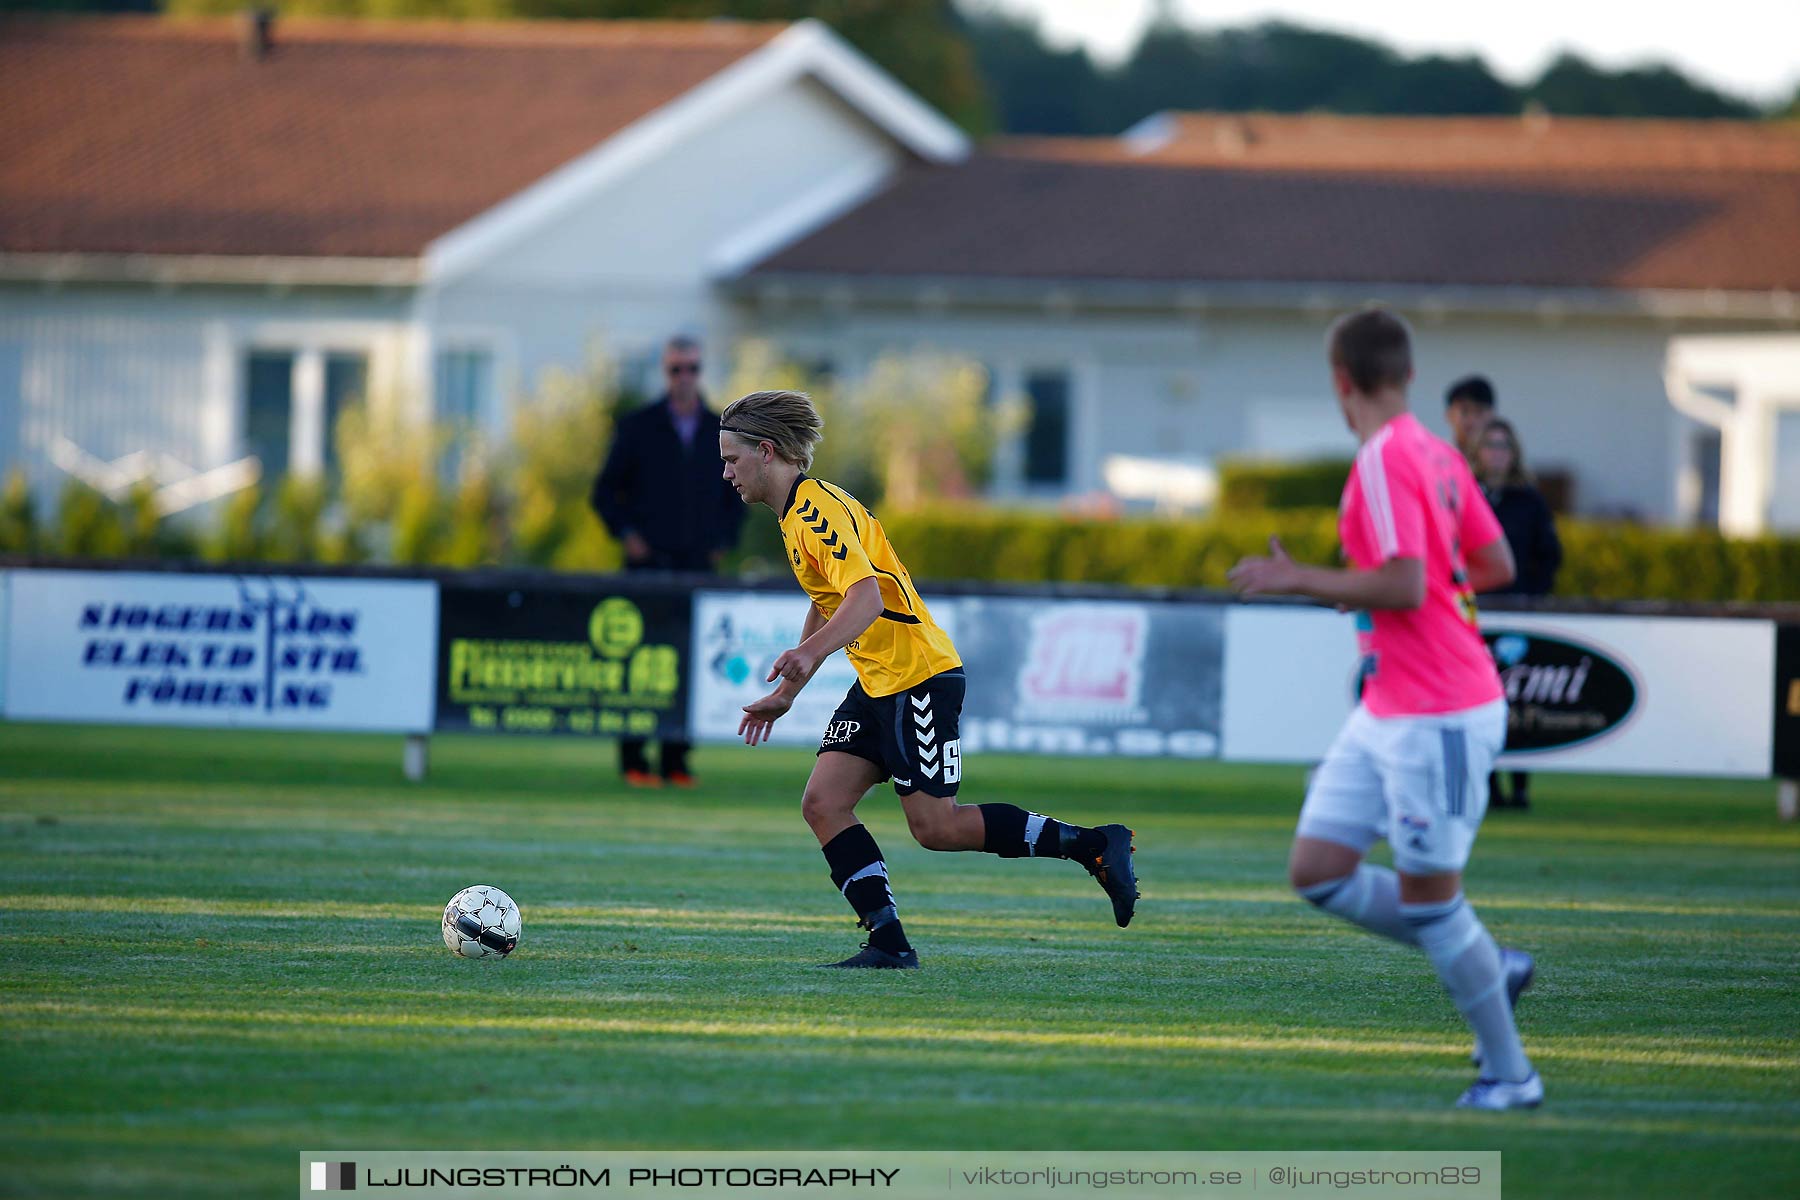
[435,348,492,429]
[242,347,369,481]
[436,347,494,480]
[322,353,367,474]
[1768,413,1800,530]
[0,340,23,482]
[243,350,296,478]
[1022,368,1072,487]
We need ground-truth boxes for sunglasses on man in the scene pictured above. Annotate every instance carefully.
[666,362,701,376]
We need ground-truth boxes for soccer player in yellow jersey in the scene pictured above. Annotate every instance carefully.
[718,389,1138,969]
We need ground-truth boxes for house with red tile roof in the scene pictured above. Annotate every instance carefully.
[736,111,1800,529]
[0,13,965,501]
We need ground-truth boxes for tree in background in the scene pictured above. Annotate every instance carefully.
[1527,52,1757,119]
[329,348,619,570]
[959,3,1773,134]
[723,341,1010,513]
[506,352,618,571]
[0,473,38,555]
[960,7,1107,134]
[850,352,1014,509]
[1014,15,1520,132]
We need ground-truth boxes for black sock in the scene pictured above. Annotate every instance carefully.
[978,804,1103,860]
[978,803,1030,857]
[821,824,910,954]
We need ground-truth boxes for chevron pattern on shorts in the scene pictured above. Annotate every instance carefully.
[912,692,939,779]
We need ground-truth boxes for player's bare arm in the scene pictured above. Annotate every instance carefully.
[769,578,883,684]
[1229,536,1426,610]
[739,602,827,745]
[739,603,826,745]
[1463,535,1517,594]
[740,587,881,746]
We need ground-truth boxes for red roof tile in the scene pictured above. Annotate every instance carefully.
[0,15,784,259]
[752,115,1800,294]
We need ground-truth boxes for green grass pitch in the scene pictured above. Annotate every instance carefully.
[2,722,1796,1198]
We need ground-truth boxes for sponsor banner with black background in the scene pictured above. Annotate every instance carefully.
[1223,607,1776,777]
[1777,624,1800,779]
[437,580,690,738]
[2,568,438,732]
[1484,627,1638,754]
[952,597,1223,759]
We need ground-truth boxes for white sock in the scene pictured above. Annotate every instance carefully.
[1404,894,1532,1083]
[1299,864,1417,946]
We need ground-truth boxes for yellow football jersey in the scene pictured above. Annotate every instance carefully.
[778,476,961,697]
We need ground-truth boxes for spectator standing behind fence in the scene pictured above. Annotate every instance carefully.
[1475,417,1563,811]
[1445,375,1496,466]
[590,335,745,787]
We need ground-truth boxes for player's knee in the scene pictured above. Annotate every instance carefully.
[800,785,850,832]
[904,806,958,851]
[1288,855,1343,897]
[1288,835,1362,896]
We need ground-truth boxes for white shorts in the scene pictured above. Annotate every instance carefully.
[1296,698,1507,876]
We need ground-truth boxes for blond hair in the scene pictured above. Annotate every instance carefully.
[719,389,824,471]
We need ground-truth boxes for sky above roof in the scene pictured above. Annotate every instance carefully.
[969,0,1800,105]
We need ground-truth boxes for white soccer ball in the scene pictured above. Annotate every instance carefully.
[442,885,522,958]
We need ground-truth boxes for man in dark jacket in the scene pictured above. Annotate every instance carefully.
[1445,375,1497,465]
[590,335,744,786]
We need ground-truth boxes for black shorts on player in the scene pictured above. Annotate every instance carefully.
[818,668,964,798]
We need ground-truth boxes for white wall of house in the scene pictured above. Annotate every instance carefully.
[1666,333,1800,534]
[4,270,1786,531]
[0,285,413,507]
[423,75,909,422]
[741,295,1788,522]
[1392,313,1686,520]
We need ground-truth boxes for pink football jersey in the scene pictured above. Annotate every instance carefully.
[1340,413,1505,717]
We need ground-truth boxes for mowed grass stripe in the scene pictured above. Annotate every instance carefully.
[9,997,1798,1073]
[10,888,1800,922]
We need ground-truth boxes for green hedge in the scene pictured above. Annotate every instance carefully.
[1218,459,1353,511]
[879,507,1800,602]
[881,508,1341,590]
[1554,522,1800,603]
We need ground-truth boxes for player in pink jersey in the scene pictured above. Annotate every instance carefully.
[1229,307,1542,1111]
